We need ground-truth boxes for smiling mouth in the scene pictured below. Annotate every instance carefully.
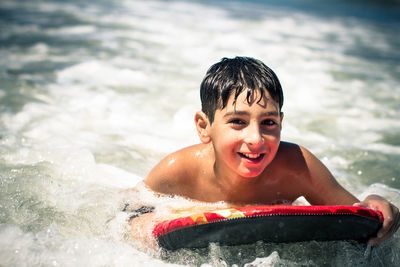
[238,152,265,162]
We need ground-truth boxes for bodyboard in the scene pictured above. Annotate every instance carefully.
[152,205,383,250]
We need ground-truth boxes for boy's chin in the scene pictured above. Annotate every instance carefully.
[238,169,264,179]
[236,162,268,178]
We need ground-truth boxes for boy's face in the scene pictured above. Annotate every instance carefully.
[208,89,283,178]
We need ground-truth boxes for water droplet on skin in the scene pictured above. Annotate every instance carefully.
[167,158,176,166]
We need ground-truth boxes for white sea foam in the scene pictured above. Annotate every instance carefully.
[47,25,97,35]
[1,0,399,266]
[0,225,179,267]
[57,61,149,88]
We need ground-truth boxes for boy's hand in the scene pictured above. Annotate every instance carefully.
[353,194,400,245]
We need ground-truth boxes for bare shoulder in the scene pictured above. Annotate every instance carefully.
[276,141,358,205]
[276,141,324,167]
[275,141,332,180]
[269,141,313,189]
[274,141,308,169]
[144,143,213,196]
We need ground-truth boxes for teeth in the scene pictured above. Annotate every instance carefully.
[242,153,261,159]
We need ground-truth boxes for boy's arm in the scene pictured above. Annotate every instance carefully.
[127,146,201,248]
[121,186,158,248]
[129,211,158,249]
[298,146,359,205]
[300,146,400,245]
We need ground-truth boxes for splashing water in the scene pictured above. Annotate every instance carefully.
[0,0,399,266]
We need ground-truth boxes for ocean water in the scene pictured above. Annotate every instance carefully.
[0,0,400,266]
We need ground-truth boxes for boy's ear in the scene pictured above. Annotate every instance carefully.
[194,111,211,144]
[279,112,284,130]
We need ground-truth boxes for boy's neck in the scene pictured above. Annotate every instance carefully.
[212,160,261,202]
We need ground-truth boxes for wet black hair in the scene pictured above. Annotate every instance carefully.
[200,56,284,124]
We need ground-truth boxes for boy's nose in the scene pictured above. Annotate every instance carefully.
[244,124,263,146]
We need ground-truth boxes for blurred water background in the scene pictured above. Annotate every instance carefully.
[0,0,399,266]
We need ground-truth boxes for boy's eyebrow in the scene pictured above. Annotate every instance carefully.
[223,111,280,117]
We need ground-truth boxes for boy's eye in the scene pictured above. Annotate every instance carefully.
[262,119,277,126]
[229,119,245,125]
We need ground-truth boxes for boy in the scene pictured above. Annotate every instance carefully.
[131,56,399,246]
